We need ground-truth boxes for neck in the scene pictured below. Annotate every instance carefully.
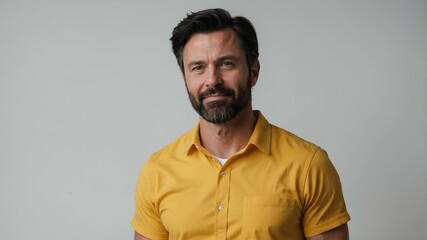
[199,106,257,159]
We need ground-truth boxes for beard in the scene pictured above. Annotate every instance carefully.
[186,77,252,124]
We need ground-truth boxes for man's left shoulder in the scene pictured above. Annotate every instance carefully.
[270,124,321,153]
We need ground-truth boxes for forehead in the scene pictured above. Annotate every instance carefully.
[183,28,244,61]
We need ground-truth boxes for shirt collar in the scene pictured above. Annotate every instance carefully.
[184,110,271,155]
[247,110,271,154]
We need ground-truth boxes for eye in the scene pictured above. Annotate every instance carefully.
[220,61,235,69]
[191,65,204,72]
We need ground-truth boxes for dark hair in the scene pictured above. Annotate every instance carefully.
[170,8,259,73]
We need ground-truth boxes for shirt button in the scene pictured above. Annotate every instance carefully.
[218,205,224,211]
[220,172,226,177]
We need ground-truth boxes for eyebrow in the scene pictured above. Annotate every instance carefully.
[186,60,205,69]
[216,55,239,63]
[186,55,239,69]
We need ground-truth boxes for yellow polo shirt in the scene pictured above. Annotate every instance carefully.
[132,111,350,239]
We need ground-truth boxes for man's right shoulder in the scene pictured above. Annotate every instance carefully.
[146,128,196,165]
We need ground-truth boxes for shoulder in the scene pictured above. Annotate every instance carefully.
[146,128,196,166]
[252,112,322,163]
[267,124,336,185]
[270,124,321,157]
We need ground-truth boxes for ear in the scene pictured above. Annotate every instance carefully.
[250,60,260,87]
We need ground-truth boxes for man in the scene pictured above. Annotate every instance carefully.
[132,8,350,240]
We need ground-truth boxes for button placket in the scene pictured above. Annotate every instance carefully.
[215,166,231,239]
[218,205,224,211]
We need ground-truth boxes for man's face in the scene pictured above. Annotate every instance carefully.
[182,28,258,123]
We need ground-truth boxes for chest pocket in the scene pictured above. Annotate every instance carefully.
[242,196,302,239]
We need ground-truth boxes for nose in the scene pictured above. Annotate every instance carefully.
[205,66,223,87]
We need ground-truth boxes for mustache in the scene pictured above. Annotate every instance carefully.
[198,86,235,101]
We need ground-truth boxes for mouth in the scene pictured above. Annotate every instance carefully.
[199,87,234,102]
[203,91,229,98]
[202,94,229,104]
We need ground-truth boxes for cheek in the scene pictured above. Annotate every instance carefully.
[233,72,251,90]
[185,77,203,95]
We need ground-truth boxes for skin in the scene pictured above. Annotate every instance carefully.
[307,224,349,240]
[182,28,259,158]
[134,28,349,240]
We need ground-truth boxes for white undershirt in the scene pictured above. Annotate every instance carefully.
[213,156,228,166]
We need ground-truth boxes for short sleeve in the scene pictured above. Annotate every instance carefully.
[131,161,169,240]
[302,148,351,237]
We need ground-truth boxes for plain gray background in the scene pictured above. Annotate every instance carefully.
[1,0,426,239]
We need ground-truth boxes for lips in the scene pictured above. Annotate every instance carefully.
[203,94,229,102]
[203,92,228,98]
[199,86,234,101]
